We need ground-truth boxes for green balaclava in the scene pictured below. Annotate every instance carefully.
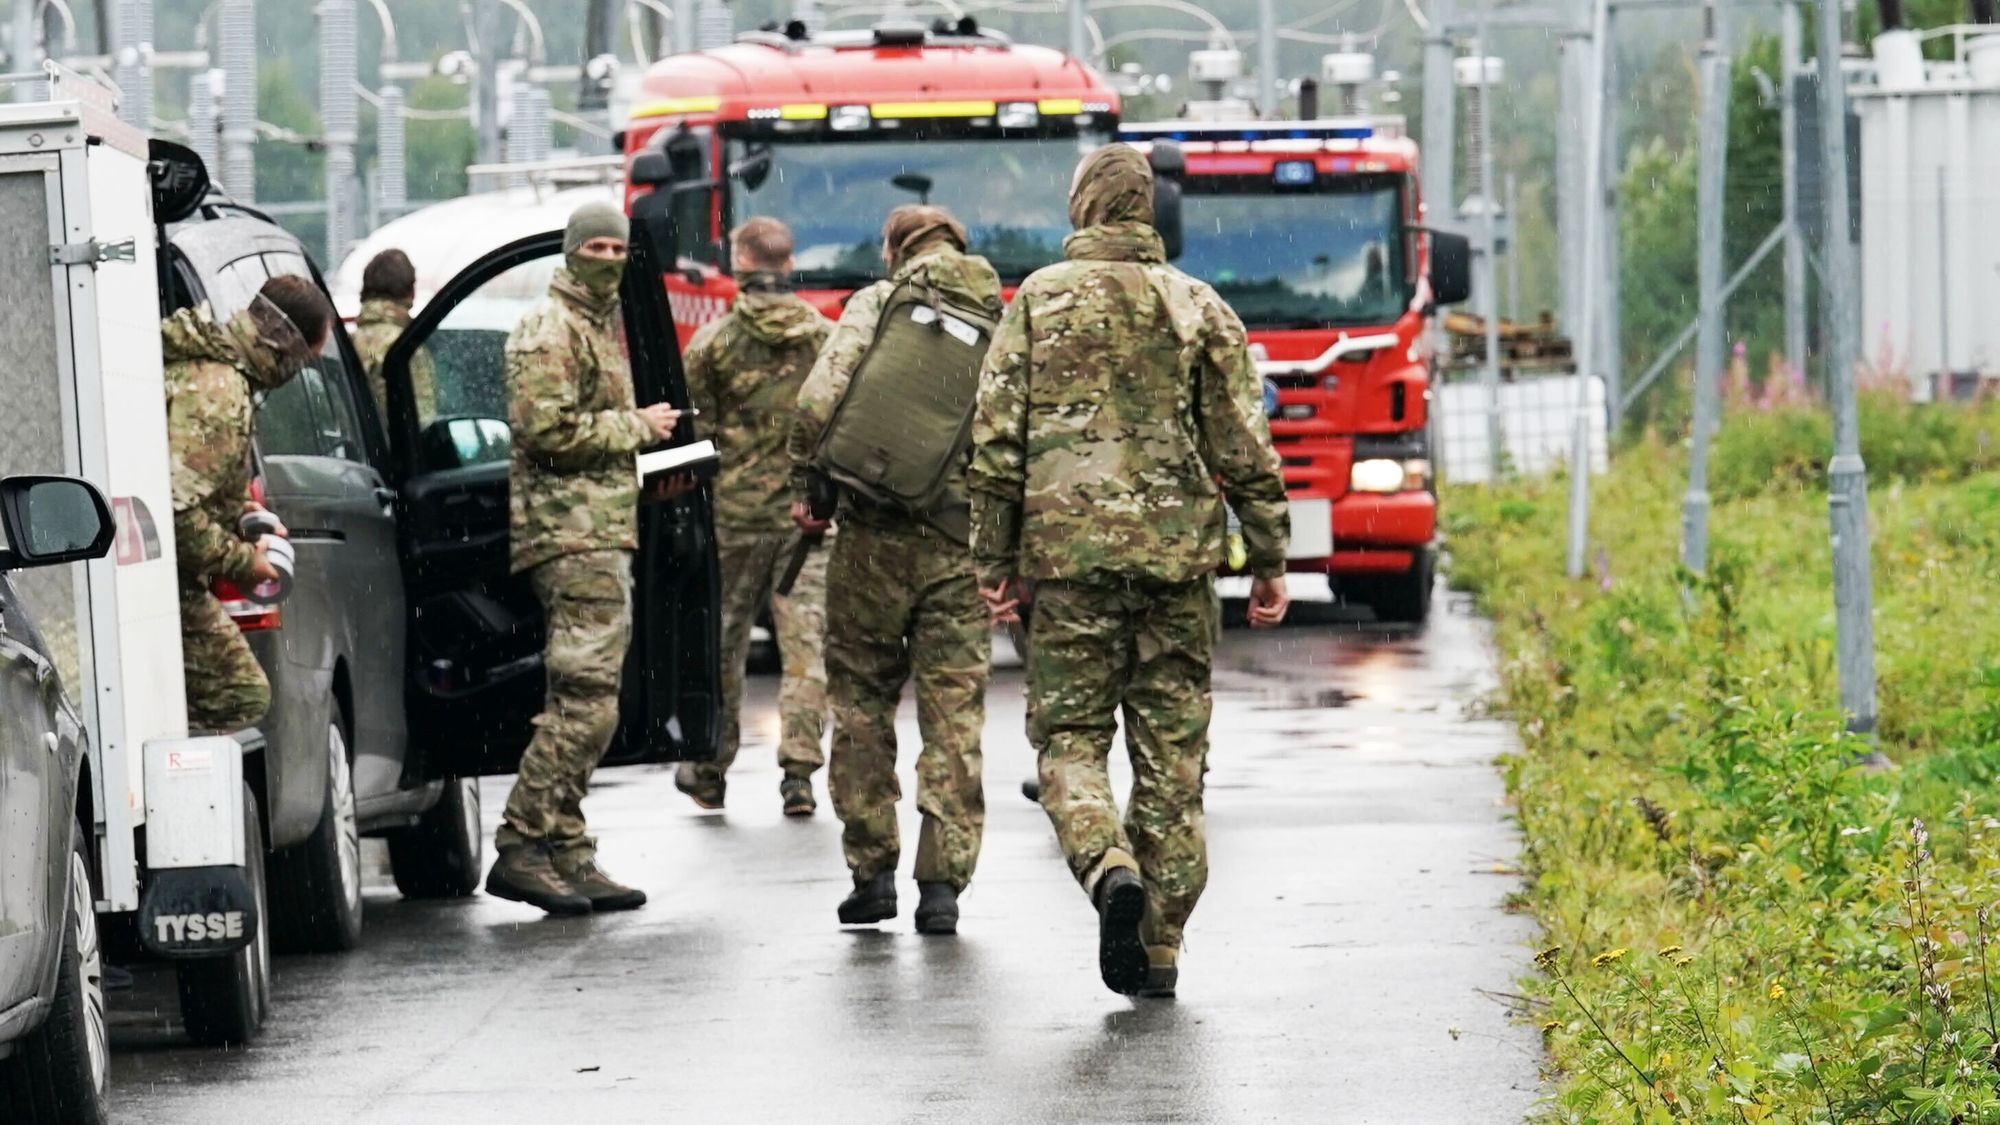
[564,200,630,296]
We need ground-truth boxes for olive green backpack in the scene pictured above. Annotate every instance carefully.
[813,270,999,536]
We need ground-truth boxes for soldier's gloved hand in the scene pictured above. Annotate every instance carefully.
[1248,575,1290,630]
[790,500,831,536]
[978,578,1023,626]
[638,403,682,440]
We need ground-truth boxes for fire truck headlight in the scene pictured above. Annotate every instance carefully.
[997,101,1039,129]
[1262,377,1280,418]
[1350,458,1406,493]
[830,105,872,131]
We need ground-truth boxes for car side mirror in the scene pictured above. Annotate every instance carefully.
[1148,141,1186,262]
[1428,231,1473,307]
[0,476,116,570]
[630,150,673,187]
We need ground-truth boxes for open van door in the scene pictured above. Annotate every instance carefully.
[376,228,720,779]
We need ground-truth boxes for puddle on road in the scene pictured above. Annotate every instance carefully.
[1250,686,1362,711]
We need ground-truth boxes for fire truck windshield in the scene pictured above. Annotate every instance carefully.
[728,133,1105,287]
[1179,176,1407,329]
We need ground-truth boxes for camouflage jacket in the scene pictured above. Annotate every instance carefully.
[351,296,436,426]
[788,243,1003,539]
[506,267,653,574]
[683,279,831,532]
[163,301,311,587]
[967,220,1291,585]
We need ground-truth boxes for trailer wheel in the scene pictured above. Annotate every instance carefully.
[0,822,109,1124]
[386,777,483,899]
[177,783,271,1047]
[1351,549,1436,625]
[269,713,364,952]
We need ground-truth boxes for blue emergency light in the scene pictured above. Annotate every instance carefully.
[1273,160,1316,186]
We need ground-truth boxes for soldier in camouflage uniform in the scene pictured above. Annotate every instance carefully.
[967,145,1293,996]
[674,217,833,816]
[484,201,683,917]
[789,205,999,935]
[348,248,437,426]
[164,276,332,732]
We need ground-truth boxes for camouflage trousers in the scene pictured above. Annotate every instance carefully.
[683,525,828,787]
[178,580,270,732]
[825,519,989,891]
[497,550,633,866]
[1029,577,1219,950]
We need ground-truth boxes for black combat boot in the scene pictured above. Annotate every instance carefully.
[913,882,959,935]
[485,845,591,916]
[674,764,725,810]
[1093,867,1149,995]
[837,872,897,925]
[561,859,648,912]
[781,777,816,817]
[1137,946,1179,999]
[1020,778,1041,803]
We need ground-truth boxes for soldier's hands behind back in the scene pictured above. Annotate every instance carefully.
[979,579,1022,626]
[1248,575,1289,629]
[790,500,831,536]
[638,403,682,440]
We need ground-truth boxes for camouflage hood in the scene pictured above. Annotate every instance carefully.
[355,295,412,331]
[732,276,824,346]
[161,298,314,391]
[894,243,1003,313]
[1063,143,1163,263]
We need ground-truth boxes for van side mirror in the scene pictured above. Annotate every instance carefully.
[1428,231,1473,307]
[0,476,116,570]
[630,150,673,187]
[1148,141,1186,261]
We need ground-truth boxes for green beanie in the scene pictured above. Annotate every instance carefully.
[565,200,630,255]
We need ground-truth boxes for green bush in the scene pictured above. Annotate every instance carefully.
[1448,420,2000,1122]
[1706,392,2000,500]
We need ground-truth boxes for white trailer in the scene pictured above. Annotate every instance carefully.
[1854,29,2000,399]
[0,64,271,1046]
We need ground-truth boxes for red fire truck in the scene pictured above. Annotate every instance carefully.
[1120,118,1470,623]
[619,18,1121,336]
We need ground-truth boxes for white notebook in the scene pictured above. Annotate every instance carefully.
[636,439,720,485]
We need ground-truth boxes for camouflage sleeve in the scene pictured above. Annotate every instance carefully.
[507,319,652,472]
[1194,293,1290,578]
[788,283,887,491]
[411,342,438,425]
[967,289,1032,586]
[166,365,256,584]
[682,320,724,423]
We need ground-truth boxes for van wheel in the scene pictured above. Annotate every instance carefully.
[269,714,364,952]
[0,824,109,1124]
[176,784,271,1047]
[387,778,483,899]
[1350,550,1435,625]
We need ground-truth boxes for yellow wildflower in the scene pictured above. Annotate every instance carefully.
[1534,945,1563,969]
[1591,947,1630,968]
[1672,955,1695,968]
[1769,982,1786,1001]
[1658,945,1684,958]
[1540,1020,1561,1034]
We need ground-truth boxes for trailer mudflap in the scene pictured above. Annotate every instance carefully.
[138,732,256,956]
[138,866,258,958]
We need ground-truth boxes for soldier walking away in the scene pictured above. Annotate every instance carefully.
[349,248,437,426]
[967,145,1293,997]
[673,218,833,815]
[789,205,1000,936]
[484,202,684,916]
[165,276,332,732]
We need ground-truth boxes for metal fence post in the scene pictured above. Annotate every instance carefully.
[1682,0,1729,573]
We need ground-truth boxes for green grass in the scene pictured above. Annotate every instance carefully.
[1446,398,2000,1122]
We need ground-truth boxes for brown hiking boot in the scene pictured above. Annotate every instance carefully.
[781,777,816,817]
[485,845,591,916]
[674,764,725,810]
[559,859,648,912]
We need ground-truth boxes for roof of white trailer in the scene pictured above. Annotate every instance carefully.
[329,182,619,318]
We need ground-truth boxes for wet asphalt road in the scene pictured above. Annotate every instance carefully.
[106,585,1540,1124]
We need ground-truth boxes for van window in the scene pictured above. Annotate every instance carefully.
[257,367,329,458]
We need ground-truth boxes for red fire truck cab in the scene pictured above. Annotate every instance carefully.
[620,19,1121,339]
[1121,118,1471,623]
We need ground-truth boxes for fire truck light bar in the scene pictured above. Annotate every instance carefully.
[1120,123,1375,143]
[870,100,998,118]
[631,95,724,119]
[745,103,830,121]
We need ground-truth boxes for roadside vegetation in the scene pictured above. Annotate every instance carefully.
[1447,391,2000,1122]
